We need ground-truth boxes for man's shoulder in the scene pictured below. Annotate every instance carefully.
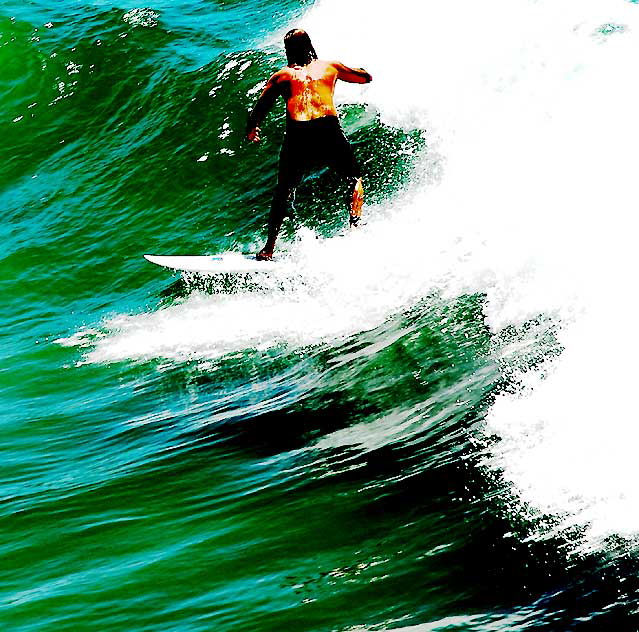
[308,60,339,79]
[317,59,339,71]
[272,67,290,80]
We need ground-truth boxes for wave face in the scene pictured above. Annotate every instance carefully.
[3,0,639,630]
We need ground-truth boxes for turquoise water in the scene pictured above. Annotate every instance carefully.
[3,0,639,630]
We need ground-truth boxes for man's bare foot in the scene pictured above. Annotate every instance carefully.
[256,249,273,261]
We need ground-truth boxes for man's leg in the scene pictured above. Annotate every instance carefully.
[349,177,364,227]
[326,120,364,228]
[257,131,308,261]
[257,182,296,260]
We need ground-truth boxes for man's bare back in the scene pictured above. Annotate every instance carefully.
[247,60,372,139]
[277,60,371,119]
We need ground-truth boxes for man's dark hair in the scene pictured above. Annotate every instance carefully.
[284,29,318,66]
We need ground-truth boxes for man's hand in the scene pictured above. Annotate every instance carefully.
[247,126,261,143]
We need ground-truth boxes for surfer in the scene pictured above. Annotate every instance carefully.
[246,29,372,260]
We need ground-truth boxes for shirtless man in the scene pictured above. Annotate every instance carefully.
[246,29,372,260]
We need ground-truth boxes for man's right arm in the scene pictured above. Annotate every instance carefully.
[246,73,281,142]
[332,62,373,84]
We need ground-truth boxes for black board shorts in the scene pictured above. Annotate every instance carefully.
[277,115,361,188]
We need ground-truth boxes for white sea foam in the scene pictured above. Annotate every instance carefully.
[73,0,639,551]
[300,0,639,551]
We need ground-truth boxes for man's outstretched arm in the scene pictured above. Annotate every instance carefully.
[246,74,281,142]
[332,62,373,84]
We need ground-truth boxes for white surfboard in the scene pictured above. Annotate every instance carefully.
[144,253,280,275]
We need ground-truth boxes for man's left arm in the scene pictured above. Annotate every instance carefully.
[246,73,281,142]
[332,62,373,84]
